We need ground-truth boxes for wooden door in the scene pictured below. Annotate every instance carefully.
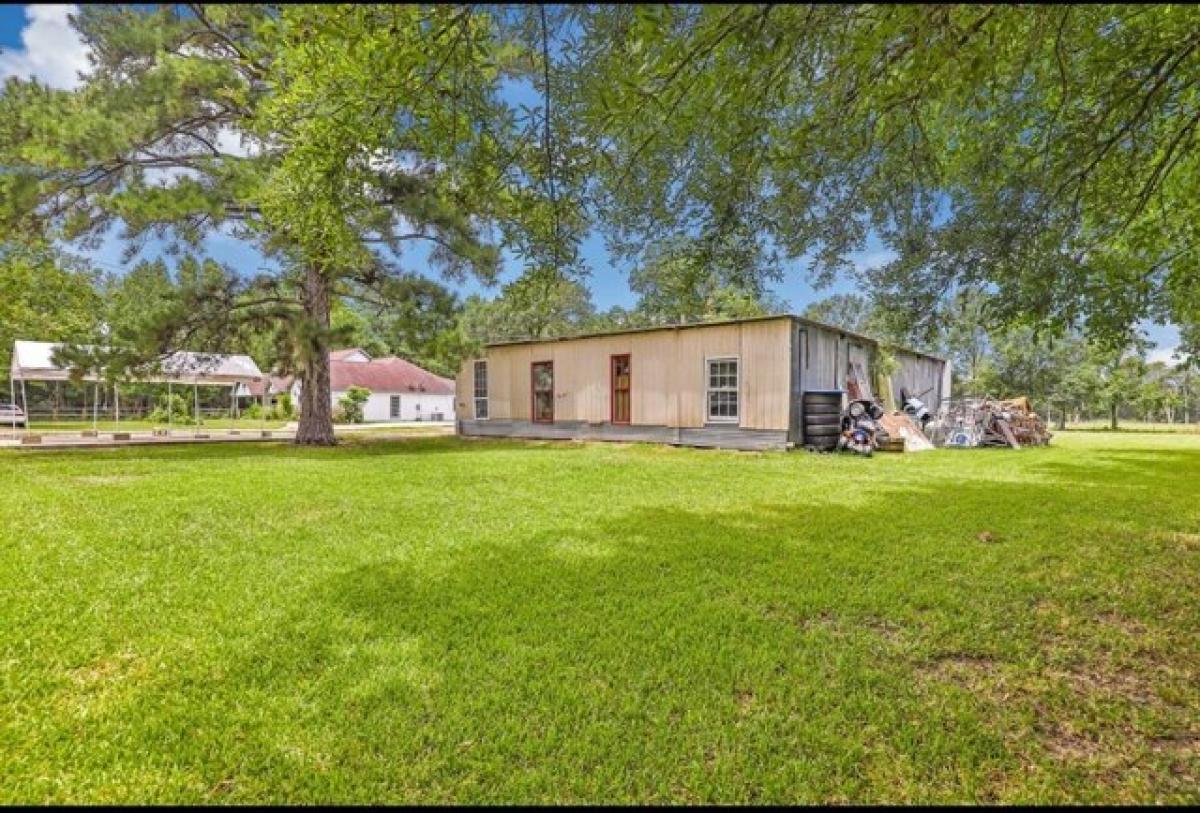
[611,354,631,424]
[531,361,554,423]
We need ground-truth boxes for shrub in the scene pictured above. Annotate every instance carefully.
[337,386,370,424]
[148,392,193,425]
[276,391,295,419]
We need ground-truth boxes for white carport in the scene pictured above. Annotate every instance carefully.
[8,340,266,435]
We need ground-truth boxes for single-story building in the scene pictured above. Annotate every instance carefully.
[286,349,455,423]
[455,314,949,451]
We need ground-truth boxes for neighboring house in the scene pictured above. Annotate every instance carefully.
[455,314,949,451]
[239,375,297,409]
[287,349,454,422]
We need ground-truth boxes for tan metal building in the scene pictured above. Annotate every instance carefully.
[455,314,949,451]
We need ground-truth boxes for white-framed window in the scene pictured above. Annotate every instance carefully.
[706,357,739,423]
[473,360,488,419]
[390,395,400,419]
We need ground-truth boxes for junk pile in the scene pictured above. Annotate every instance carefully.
[837,399,884,456]
[926,396,1052,449]
[802,391,936,456]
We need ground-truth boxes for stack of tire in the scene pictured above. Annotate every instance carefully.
[802,390,844,451]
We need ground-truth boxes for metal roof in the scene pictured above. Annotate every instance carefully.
[329,352,454,395]
[10,340,264,384]
[484,314,946,363]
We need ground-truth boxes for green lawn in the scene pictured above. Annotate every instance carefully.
[1,433,1197,804]
[1064,420,1200,434]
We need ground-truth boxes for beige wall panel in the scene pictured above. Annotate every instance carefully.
[629,332,673,425]
[739,320,792,430]
[455,362,473,416]
[673,324,740,427]
[497,344,532,420]
[474,317,798,430]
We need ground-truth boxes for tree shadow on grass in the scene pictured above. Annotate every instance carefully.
[132,471,1200,804]
[26,439,1199,802]
[1027,448,1200,488]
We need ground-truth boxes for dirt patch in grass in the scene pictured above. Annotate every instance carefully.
[1095,610,1149,637]
[926,653,1000,677]
[1041,721,1104,761]
[1164,531,1200,550]
[1048,665,1158,705]
[1148,733,1200,756]
[67,650,142,687]
[734,688,756,714]
[759,606,910,647]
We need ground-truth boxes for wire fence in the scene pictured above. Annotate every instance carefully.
[2,406,288,435]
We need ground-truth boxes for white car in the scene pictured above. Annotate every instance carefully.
[0,402,27,428]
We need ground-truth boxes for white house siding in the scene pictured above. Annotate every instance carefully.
[332,390,456,422]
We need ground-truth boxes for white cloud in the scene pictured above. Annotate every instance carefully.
[0,4,90,90]
[1147,345,1180,366]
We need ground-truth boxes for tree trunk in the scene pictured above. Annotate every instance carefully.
[295,265,338,446]
[1109,399,1118,431]
[1056,404,1066,431]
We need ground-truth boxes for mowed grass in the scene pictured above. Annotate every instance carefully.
[0,433,1197,804]
[1065,420,1200,434]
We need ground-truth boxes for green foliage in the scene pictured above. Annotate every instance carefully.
[0,4,558,444]
[565,5,1200,353]
[272,391,295,421]
[458,269,598,347]
[628,236,785,325]
[0,243,102,372]
[337,386,371,424]
[147,391,193,425]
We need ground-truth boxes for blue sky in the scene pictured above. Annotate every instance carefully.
[0,5,1180,360]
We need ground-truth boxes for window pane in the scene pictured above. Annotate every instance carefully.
[474,361,488,399]
[706,359,739,420]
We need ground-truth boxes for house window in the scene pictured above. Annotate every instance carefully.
[473,360,488,419]
[531,361,554,423]
[706,357,739,423]
[390,395,400,419]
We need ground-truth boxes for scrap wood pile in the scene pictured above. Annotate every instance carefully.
[927,396,1052,449]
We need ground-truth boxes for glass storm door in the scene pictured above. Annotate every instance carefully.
[611,354,631,424]
[531,361,554,422]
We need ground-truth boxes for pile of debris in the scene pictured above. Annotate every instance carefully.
[927,396,1052,449]
[833,396,936,456]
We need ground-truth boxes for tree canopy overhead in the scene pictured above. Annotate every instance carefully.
[564,4,1200,355]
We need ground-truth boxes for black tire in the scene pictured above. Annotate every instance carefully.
[803,397,843,408]
[804,417,842,429]
[804,426,843,438]
[804,404,842,415]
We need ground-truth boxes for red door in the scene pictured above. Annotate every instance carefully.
[531,361,554,423]
[611,354,631,424]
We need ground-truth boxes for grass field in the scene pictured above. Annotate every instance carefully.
[1,433,1197,803]
[1064,420,1200,434]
